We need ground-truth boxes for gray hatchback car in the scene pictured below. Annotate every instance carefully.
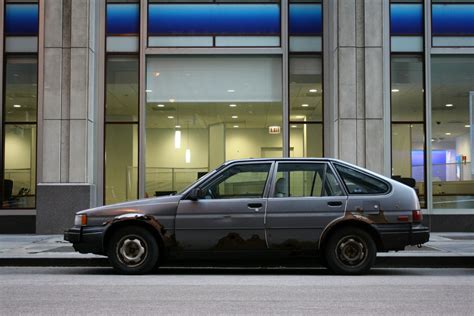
[65,158,429,275]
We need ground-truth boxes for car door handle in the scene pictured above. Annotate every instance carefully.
[248,203,263,210]
[327,201,343,207]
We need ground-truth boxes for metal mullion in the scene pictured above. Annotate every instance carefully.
[282,0,289,157]
[0,0,4,207]
[36,0,43,187]
[138,0,147,199]
[424,0,433,214]
[98,0,106,206]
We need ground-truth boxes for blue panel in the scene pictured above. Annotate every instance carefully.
[289,4,322,35]
[5,4,39,35]
[390,4,423,35]
[148,4,280,35]
[432,4,474,35]
[107,4,139,35]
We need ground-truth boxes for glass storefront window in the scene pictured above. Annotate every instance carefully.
[289,123,322,158]
[145,55,282,196]
[391,55,425,207]
[3,57,37,122]
[431,55,474,209]
[2,125,36,209]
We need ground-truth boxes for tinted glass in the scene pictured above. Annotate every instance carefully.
[5,4,38,35]
[390,4,423,35]
[204,164,271,199]
[274,163,343,197]
[334,164,389,194]
[106,3,139,35]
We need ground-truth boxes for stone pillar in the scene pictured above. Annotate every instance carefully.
[36,0,98,233]
[327,0,386,174]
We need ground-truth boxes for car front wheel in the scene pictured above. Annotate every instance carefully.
[107,226,159,274]
[324,227,376,275]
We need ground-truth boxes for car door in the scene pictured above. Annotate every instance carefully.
[175,162,273,254]
[265,161,347,254]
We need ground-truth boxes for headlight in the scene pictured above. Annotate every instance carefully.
[74,214,87,226]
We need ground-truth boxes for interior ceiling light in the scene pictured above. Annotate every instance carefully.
[229,104,237,107]
[145,89,152,93]
[445,132,451,136]
[174,130,181,149]
[227,89,235,93]
[233,125,239,128]
[232,115,238,119]
[175,125,181,128]
[295,115,305,119]
[13,104,21,108]
[309,89,317,93]
[445,104,453,107]
[157,104,165,108]
[154,72,160,77]
[465,125,471,128]
[185,149,191,164]
[301,104,309,107]
[169,98,176,103]
[291,125,297,128]
[391,89,399,93]
[168,116,174,119]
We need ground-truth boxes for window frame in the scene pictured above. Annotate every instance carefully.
[190,161,275,200]
[332,162,392,196]
[269,161,346,198]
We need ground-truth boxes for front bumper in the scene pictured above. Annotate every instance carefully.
[64,225,106,255]
[374,223,430,251]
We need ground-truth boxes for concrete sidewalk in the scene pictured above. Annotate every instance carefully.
[0,233,473,268]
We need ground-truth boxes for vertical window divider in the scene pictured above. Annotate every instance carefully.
[282,0,289,157]
[138,0,147,199]
[36,0,45,186]
[97,0,106,206]
[0,0,4,206]
[424,0,433,214]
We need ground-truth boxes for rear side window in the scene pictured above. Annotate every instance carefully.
[334,163,389,195]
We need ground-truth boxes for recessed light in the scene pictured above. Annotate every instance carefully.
[233,125,239,128]
[445,132,451,136]
[13,104,21,108]
[175,125,181,128]
[229,104,237,107]
[410,124,413,128]
[232,115,238,119]
[227,89,235,93]
[291,125,297,128]
[145,89,152,93]
[445,104,453,107]
[301,104,309,107]
[169,98,176,103]
[309,89,318,93]
[154,72,160,77]
[465,124,471,128]
[431,139,435,142]
[295,115,305,119]
[168,116,174,119]
[157,104,165,108]
[391,89,399,93]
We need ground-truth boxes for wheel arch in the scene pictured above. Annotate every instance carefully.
[319,219,384,253]
[102,216,166,256]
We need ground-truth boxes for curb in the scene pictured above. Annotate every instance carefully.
[0,256,473,268]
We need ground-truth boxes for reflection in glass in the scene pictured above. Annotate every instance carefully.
[105,124,138,204]
[106,56,139,122]
[2,125,36,209]
[289,124,323,158]
[145,55,282,197]
[289,56,322,122]
[431,55,474,209]
[4,56,37,122]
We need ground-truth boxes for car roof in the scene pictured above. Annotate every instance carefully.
[223,157,341,166]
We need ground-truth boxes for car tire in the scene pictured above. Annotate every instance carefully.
[324,227,376,275]
[107,226,159,275]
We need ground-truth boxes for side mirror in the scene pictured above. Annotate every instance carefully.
[189,188,205,201]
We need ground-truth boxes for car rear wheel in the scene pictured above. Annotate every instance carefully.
[107,226,159,275]
[324,227,376,275]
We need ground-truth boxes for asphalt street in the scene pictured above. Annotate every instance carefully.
[0,267,473,315]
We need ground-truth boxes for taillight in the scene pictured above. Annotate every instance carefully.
[412,210,423,222]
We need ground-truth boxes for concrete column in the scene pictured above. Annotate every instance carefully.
[37,0,98,233]
[327,0,386,174]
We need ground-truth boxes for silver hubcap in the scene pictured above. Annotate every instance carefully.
[335,235,367,267]
[117,236,147,267]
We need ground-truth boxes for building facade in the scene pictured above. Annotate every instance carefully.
[1,0,473,233]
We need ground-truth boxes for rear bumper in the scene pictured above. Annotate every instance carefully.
[64,225,106,255]
[374,223,430,251]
